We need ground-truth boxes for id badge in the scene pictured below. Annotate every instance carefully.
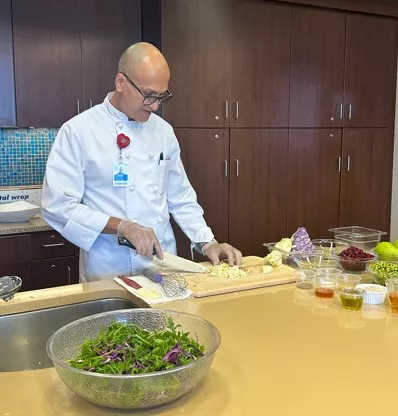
[113,161,129,187]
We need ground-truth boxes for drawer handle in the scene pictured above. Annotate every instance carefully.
[41,243,65,248]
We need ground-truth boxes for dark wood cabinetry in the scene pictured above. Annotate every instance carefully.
[343,14,397,127]
[0,231,79,291]
[0,0,16,127]
[163,1,397,257]
[287,129,342,238]
[13,0,82,127]
[162,0,231,128]
[12,0,142,127]
[230,1,291,128]
[81,0,141,108]
[229,130,288,256]
[289,8,346,128]
[340,129,394,232]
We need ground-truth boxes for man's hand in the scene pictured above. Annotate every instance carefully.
[204,242,242,266]
[117,219,164,259]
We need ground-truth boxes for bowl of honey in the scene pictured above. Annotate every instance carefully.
[312,277,337,298]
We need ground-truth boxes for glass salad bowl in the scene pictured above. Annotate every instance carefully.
[47,309,221,410]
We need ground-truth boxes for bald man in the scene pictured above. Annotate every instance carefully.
[41,42,242,282]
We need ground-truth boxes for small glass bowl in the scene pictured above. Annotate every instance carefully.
[336,274,361,289]
[335,252,376,273]
[338,287,365,311]
[312,277,337,299]
[316,267,342,278]
[296,270,317,290]
[294,253,338,270]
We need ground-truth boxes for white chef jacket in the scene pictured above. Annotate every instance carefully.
[41,93,214,282]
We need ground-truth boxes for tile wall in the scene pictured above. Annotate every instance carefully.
[0,128,57,187]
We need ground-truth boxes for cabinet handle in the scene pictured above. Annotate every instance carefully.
[338,104,344,120]
[224,100,229,119]
[214,134,219,139]
[223,160,228,177]
[233,101,239,119]
[348,104,352,120]
[41,243,64,248]
[89,99,93,108]
[336,157,341,173]
[66,265,71,285]
[234,159,239,176]
[76,99,80,114]
[344,156,351,172]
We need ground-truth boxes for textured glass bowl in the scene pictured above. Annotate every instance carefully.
[46,309,221,410]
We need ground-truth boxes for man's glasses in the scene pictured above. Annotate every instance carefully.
[121,72,172,105]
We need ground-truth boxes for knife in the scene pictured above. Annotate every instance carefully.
[118,237,206,273]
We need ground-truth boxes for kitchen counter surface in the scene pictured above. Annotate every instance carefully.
[0,214,52,236]
[1,278,397,416]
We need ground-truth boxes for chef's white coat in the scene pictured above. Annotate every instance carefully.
[41,93,214,282]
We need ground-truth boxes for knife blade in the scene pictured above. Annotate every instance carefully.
[118,237,206,273]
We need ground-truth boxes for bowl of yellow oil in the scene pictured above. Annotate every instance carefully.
[338,287,365,311]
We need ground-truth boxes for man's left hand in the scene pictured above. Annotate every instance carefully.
[204,243,242,266]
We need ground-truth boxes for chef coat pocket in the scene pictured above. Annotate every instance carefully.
[157,160,170,196]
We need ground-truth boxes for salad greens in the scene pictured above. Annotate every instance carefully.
[68,317,204,375]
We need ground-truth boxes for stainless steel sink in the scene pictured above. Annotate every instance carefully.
[0,298,139,372]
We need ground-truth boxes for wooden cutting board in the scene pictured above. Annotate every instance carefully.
[182,256,297,298]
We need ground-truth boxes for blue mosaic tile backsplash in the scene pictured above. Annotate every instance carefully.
[0,128,58,187]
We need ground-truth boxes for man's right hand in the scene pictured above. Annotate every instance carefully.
[116,219,164,259]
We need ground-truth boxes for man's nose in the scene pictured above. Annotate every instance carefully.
[149,101,160,112]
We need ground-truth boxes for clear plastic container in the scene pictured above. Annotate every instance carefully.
[328,226,387,251]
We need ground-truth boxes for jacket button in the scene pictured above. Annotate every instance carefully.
[129,185,135,192]
[149,153,154,159]
[157,217,163,223]
[153,186,158,193]
[125,152,130,159]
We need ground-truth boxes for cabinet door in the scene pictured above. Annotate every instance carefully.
[81,0,141,109]
[229,129,288,256]
[289,7,346,128]
[0,234,31,266]
[0,263,32,292]
[31,257,76,290]
[13,0,82,127]
[0,0,16,126]
[231,1,291,128]
[171,129,230,259]
[344,15,397,127]
[340,129,393,233]
[162,0,231,128]
[287,129,342,238]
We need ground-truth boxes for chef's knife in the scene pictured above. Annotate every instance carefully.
[118,237,206,273]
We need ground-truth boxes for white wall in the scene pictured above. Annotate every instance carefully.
[390,62,398,241]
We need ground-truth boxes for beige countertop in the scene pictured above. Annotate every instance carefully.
[1,278,397,416]
[0,214,52,236]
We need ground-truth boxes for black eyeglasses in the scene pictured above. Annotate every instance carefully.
[120,72,172,105]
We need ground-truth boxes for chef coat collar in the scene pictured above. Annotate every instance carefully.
[104,92,146,129]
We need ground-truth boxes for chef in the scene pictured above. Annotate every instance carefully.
[41,42,242,282]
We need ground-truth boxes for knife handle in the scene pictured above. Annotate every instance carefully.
[118,275,142,289]
[118,237,157,256]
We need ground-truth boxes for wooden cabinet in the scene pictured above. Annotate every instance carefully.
[81,0,141,108]
[31,257,77,290]
[171,129,229,258]
[230,1,291,128]
[340,129,394,232]
[162,0,291,129]
[162,0,231,128]
[12,0,142,127]
[289,8,346,128]
[13,0,82,127]
[343,15,397,127]
[229,130,288,256]
[0,0,16,127]
[0,231,79,291]
[287,129,342,238]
